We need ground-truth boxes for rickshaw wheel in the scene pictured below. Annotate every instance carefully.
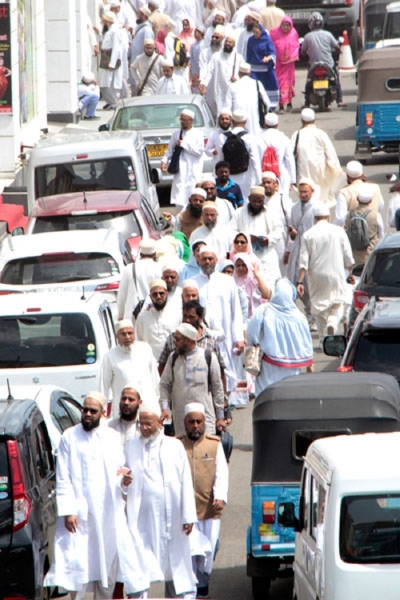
[251,576,271,599]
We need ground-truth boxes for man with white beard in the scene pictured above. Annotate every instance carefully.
[226,62,270,135]
[100,320,159,417]
[44,391,149,599]
[200,30,244,118]
[205,109,232,169]
[123,404,197,599]
[130,39,163,96]
[189,202,233,260]
[257,113,296,196]
[199,25,224,83]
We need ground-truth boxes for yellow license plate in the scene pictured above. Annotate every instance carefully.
[313,80,329,89]
[148,143,168,158]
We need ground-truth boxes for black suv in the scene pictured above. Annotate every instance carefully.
[324,297,400,383]
[0,396,57,600]
[349,232,400,328]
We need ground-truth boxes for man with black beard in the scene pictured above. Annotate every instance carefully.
[108,383,142,446]
[179,403,228,599]
[237,12,260,57]
[205,110,232,169]
[164,188,206,240]
[189,202,233,260]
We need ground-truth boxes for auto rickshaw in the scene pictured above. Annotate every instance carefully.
[247,371,400,599]
[355,46,400,161]
[363,0,392,49]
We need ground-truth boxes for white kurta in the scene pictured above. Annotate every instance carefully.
[291,124,345,207]
[124,432,197,595]
[117,259,162,320]
[165,0,198,34]
[130,21,154,62]
[98,23,124,91]
[162,128,205,208]
[286,198,318,284]
[264,191,292,274]
[156,74,190,94]
[257,128,296,196]
[202,50,244,118]
[236,28,252,58]
[135,303,182,359]
[100,342,160,416]
[108,417,140,447]
[44,424,149,594]
[130,52,163,96]
[226,76,270,136]
[205,127,232,169]
[299,219,355,313]
[189,223,233,260]
[225,126,262,200]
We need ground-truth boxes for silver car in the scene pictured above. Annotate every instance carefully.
[99,94,216,187]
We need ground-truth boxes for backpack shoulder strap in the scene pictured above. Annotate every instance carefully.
[237,130,247,139]
[131,261,137,287]
[171,349,179,370]
[205,348,212,393]
[362,209,372,219]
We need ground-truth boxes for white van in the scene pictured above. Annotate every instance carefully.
[294,432,400,600]
[26,131,160,215]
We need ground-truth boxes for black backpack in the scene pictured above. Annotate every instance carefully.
[222,131,250,175]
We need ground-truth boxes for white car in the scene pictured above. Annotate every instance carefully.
[0,292,116,401]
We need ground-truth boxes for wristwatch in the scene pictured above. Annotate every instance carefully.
[296,281,304,286]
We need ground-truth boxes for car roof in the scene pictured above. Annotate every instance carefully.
[32,131,142,153]
[0,398,40,437]
[386,1,400,10]
[32,190,142,216]
[364,297,400,328]
[375,231,400,250]
[118,94,203,108]
[0,291,108,314]
[0,384,79,402]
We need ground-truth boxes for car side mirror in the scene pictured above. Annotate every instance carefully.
[323,335,346,357]
[352,264,364,277]
[11,227,24,236]
[151,168,160,185]
[278,502,299,529]
[98,123,110,132]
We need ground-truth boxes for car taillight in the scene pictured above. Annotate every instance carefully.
[337,365,354,372]
[95,282,120,292]
[0,291,13,295]
[314,65,327,77]
[262,501,275,524]
[7,440,32,532]
[365,112,373,127]
[353,289,369,311]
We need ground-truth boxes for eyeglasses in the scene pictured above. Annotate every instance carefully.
[82,407,100,414]
[151,291,166,297]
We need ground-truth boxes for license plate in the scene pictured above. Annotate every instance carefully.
[313,80,329,89]
[287,11,312,20]
[147,143,168,158]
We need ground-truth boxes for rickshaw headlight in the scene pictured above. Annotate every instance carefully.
[262,501,276,524]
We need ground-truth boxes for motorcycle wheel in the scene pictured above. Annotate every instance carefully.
[317,95,328,112]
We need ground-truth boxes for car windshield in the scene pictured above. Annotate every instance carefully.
[32,211,142,240]
[340,494,400,563]
[112,104,205,130]
[384,11,400,39]
[35,158,137,198]
[363,251,400,286]
[0,313,97,368]
[352,329,400,380]
[0,252,120,285]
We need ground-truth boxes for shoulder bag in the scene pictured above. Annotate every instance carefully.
[167,129,183,174]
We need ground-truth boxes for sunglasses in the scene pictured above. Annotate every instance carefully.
[82,407,100,414]
[151,291,166,297]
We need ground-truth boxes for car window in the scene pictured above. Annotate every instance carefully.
[352,329,400,380]
[34,422,54,479]
[113,104,205,130]
[35,158,137,198]
[32,210,142,240]
[0,441,12,536]
[61,397,83,425]
[50,393,76,433]
[1,252,120,285]
[141,196,159,231]
[100,305,114,349]
[364,251,400,286]
[0,312,97,368]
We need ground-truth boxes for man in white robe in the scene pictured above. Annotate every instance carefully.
[199,27,224,83]
[257,112,296,196]
[205,110,232,169]
[100,319,159,416]
[291,108,344,207]
[130,40,163,95]
[123,404,197,599]
[165,0,198,34]
[98,12,124,109]
[44,391,149,598]
[189,202,233,260]
[130,6,154,63]
[108,382,142,446]
[156,60,191,94]
[236,12,260,57]
[204,11,227,47]
[199,177,236,226]
[297,203,355,344]
[161,109,205,208]
[226,62,270,135]
[261,171,292,275]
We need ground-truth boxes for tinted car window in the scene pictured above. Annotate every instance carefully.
[0,441,12,536]
[364,251,400,286]
[113,104,205,130]
[34,422,54,480]
[352,329,400,380]
[1,252,120,285]
[32,211,142,239]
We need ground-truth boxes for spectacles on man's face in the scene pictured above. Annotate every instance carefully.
[203,186,216,190]
[151,291,166,297]
[82,407,100,414]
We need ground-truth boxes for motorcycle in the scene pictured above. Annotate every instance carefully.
[306,62,338,112]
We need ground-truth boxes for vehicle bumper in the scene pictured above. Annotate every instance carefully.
[0,543,36,598]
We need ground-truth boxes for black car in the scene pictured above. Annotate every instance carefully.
[349,232,400,328]
[0,395,57,599]
[324,296,400,383]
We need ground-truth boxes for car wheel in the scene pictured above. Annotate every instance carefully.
[252,576,271,600]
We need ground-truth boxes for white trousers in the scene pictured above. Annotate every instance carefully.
[315,302,344,344]
[70,581,114,600]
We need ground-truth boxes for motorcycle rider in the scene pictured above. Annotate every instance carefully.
[301,12,346,108]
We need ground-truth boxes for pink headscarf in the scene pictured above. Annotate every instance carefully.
[155,28,167,55]
[269,16,299,63]
[233,253,259,317]
[179,18,196,52]
[230,232,255,262]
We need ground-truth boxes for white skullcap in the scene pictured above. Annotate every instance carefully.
[162,58,174,67]
[225,28,237,41]
[176,323,198,341]
[139,403,161,417]
[346,160,363,178]
[161,260,181,274]
[150,278,167,290]
[85,390,107,409]
[140,239,156,255]
[357,184,374,203]
[313,203,330,217]
[219,107,232,116]
[82,71,95,84]
[182,279,199,290]
[248,0,261,8]
[191,187,207,199]
[199,245,217,256]
[144,38,155,45]
[196,24,206,33]
[264,112,278,127]
[103,11,116,22]
[115,319,134,332]
[181,108,195,119]
[298,177,315,188]
[214,24,226,35]
[138,5,151,16]
[214,9,226,17]
[185,402,205,416]
[262,171,278,182]
[202,201,218,212]
[109,0,120,7]
[249,10,261,20]
[239,62,251,74]
[301,107,315,123]
[250,185,265,195]
[121,382,142,397]
[232,109,246,122]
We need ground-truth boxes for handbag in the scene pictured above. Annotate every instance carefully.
[100,48,121,70]
[256,80,268,129]
[167,129,183,174]
[243,345,264,376]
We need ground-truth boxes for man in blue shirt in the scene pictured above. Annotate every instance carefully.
[215,161,244,209]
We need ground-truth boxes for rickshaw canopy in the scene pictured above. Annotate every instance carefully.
[357,46,400,101]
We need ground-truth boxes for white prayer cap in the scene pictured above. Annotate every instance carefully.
[313,203,330,217]
[182,279,199,290]
[181,108,195,120]
[232,109,246,122]
[264,112,278,127]
[192,238,207,250]
[109,0,120,7]
[248,0,261,9]
[196,25,206,33]
[250,185,265,195]
[224,28,237,41]
[115,319,134,332]
[82,71,95,84]
[199,245,217,256]
[85,390,107,409]
[185,402,205,416]
[202,201,218,212]
[190,187,207,199]
[176,323,198,341]
[298,177,315,188]
[214,9,226,17]
[214,24,226,35]
[150,278,167,291]
[140,239,156,255]
[346,160,364,178]
[301,107,315,123]
[162,58,174,68]
[262,171,278,182]
[144,38,155,45]
[161,260,181,274]
[103,11,116,23]
[357,183,374,203]
[121,382,142,398]
[138,5,151,16]
[219,107,232,117]
[239,62,251,74]
[139,403,161,417]
[249,10,261,21]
